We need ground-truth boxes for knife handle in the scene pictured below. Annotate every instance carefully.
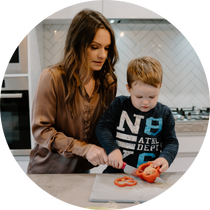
[121,162,126,169]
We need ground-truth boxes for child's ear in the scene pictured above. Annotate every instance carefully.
[126,84,131,94]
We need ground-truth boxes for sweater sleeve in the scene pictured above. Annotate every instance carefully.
[159,108,179,166]
[95,97,121,155]
[31,69,92,158]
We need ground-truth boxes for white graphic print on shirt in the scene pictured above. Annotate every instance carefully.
[116,110,163,166]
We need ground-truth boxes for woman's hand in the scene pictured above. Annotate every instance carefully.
[107,149,123,169]
[85,145,108,166]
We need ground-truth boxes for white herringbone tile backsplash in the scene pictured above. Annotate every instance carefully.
[43,20,210,109]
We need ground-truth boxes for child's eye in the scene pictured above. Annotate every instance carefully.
[149,97,155,99]
[136,96,142,99]
[105,47,109,51]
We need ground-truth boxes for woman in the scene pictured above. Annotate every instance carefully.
[27,9,119,173]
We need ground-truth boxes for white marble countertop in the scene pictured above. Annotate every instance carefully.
[28,172,184,209]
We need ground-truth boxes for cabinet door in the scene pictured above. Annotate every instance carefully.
[177,134,205,153]
[47,1,103,19]
[14,156,30,173]
[167,156,197,172]
[103,1,162,19]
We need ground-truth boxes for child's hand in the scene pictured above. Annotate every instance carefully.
[152,157,169,173]
[108,149,123,169]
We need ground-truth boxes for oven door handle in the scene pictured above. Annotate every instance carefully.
[0,93,23,98]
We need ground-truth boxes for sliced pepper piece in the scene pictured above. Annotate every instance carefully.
[136,161,161,183]
[114,176,137,187]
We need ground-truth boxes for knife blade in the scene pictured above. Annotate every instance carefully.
[122,162,165,183]
[122,162,138,176]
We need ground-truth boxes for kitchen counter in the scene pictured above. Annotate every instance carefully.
[175,120,208,133]
[28,172,184,209]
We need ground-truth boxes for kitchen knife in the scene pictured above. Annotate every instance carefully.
[122,162,165,183]
[122,162,138,176]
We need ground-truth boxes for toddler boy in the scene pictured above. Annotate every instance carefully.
[95,56,179,173]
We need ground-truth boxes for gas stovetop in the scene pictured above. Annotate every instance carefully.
[170,106,209,121]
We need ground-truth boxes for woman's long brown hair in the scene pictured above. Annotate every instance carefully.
[54,9,118,117]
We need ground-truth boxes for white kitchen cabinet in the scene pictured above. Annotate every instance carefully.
[46,0,162,20]
[46,0,102,19]
[102,0,162,19]
[14,156,30,174]
[167,133,205,172]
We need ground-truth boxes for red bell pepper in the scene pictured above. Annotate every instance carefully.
[114,176,137,187]
[136,161,160,183]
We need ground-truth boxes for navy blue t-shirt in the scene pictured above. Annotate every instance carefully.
[95,96,179,172]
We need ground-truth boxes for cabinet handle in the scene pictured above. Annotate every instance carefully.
[0,93,23,98]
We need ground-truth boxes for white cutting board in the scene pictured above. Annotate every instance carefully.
[89,173,177,203]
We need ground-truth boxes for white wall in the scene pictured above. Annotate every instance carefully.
[28,0,210,109]
[40,19,210,109]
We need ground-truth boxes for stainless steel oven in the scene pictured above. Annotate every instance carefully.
[0,77,31,150]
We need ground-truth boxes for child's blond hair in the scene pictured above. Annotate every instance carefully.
[127,56,163,88]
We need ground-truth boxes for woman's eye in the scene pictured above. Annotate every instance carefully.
[91,46,109,50]
[91,46,98,49]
